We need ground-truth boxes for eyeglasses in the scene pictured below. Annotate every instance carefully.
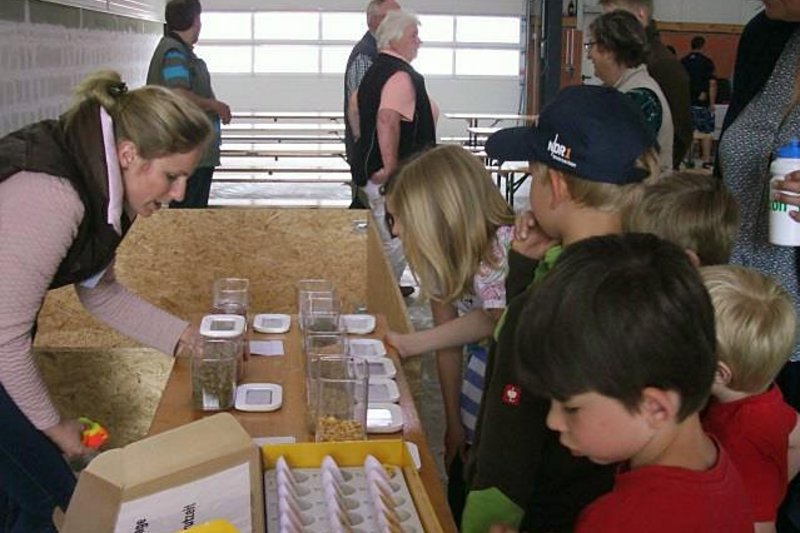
[583,40,597,49]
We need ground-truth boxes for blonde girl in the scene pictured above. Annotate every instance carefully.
[383,144,516,515]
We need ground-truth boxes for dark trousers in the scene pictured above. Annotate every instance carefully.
[170,166,214,209]
[447,450,468,528]
[777,362,800,532]
[0,385,75,533]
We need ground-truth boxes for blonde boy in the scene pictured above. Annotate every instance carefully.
[623,172,739,266]
[463,85,660,533]
[702,265,800,532]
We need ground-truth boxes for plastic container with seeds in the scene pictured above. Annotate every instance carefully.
[314,356,368,442]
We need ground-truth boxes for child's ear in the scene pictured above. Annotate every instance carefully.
[714,361,733,387]
[548,169,570,207]
[640,387,680,428]
[684,249,701,268]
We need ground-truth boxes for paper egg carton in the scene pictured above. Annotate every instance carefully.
[265,454,424,533]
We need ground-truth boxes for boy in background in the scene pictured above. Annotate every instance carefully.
[702,265,800,532]
[623,172,739,266]
[462,85,659,533]
[515,233,752,532]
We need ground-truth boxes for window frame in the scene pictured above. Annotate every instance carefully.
[198,10,523,80]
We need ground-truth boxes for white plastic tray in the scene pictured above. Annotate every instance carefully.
[235,383,283,412]
[253,313,292,334]
[369,378,400,403]
[367,403,404,434]
[348,338,387,359]
[365,357,397,379]
[340,314,376,335]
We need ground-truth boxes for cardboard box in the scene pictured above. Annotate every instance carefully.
[61,413,264,533]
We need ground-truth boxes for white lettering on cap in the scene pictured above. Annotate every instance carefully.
[547,133,577,168]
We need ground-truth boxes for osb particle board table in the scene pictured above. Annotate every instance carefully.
[148,315,457,532]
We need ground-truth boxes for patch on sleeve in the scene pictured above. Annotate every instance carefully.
[502,384,521,406]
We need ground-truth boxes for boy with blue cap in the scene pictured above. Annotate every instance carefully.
[461,84,659,532]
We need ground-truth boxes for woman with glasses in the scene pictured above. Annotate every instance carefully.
[586,10,674,174]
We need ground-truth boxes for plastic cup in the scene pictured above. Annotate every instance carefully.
[212,278,250,317]
[313,356,369,442]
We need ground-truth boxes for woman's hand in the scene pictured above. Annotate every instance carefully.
[512,210,557,260]
[175,325,201,357]
[773,170,800,221]
[44,419,91,459]
[370,167,390,185]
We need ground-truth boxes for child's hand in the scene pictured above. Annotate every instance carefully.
[512,210,556,260]
[385,330,412,358]
[444,423,467,468]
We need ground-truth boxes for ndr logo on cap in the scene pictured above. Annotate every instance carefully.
[547,134,576,169]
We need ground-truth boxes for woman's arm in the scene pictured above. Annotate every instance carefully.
[0,173,85,446]
[75,264,190,357]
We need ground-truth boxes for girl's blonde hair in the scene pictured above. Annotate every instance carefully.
[65,70,211,159]
[385,145,516,303]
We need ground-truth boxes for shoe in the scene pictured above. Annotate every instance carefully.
[702,161,714,170]
[399,285,415,297]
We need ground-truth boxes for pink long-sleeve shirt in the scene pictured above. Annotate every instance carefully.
[0,171,188,430]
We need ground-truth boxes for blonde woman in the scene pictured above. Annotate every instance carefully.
[383,144,515,519]
[0,70,211,531]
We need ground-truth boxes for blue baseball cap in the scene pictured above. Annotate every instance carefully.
[485,85,656,185]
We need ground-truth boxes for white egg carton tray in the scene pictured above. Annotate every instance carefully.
[264,454,424,533]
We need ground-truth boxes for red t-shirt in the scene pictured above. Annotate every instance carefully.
[703,385,798,521]
[575,441,752,532]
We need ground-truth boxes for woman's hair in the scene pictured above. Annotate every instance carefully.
[531,145,659,213]
[384,145,516,303]
[376,9,419,50]
[590,10,648,68]
[701,265,797,393]
[66,70,211,160]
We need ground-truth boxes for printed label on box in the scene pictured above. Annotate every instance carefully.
[113,463,252,533]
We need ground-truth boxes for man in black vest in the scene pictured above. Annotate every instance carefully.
[344,0,400,209]
[147,0,230,208]
[349,10,437,294]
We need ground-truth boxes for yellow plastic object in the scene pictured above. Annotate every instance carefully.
[260,439,443,532]
[180,520,239,533]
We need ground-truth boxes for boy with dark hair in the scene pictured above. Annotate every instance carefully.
[701,265,800,532]
[461,85,659,533]
[515,233,752,532]
[623,172,739,266]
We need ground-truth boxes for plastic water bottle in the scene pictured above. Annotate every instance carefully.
[769,138,800,246]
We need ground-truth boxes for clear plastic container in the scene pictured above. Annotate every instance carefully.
[200,314,247,381]
[769,139,800,246]
[191,337,238,411]
[313,356,368,442]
